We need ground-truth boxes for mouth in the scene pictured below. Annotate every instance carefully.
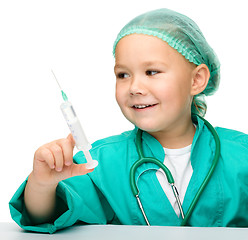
[132,104,158,110]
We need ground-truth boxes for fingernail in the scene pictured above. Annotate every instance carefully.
[65,161,71,166]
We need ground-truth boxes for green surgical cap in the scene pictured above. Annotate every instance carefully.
[113,8,220,116]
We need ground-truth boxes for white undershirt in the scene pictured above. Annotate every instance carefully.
[156,145,193,217]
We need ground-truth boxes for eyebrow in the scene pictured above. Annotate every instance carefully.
[114,64,126,72]
[142,61,167,67]
[114,61,166,71]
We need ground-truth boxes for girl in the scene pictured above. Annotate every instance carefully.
[10,8,248,233]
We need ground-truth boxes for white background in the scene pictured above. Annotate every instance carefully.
[1,0,247,222]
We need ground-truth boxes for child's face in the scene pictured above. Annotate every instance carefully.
[114,34,196,133]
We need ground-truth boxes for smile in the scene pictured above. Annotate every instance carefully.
[132,104,158,109]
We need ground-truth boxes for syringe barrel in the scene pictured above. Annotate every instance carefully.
[60,101,92,151]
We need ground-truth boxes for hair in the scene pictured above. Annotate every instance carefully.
[192,94,207,117]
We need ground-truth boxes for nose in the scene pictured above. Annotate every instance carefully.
[129,76,147,96]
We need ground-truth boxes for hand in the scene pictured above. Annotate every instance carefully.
[32,134,94,187]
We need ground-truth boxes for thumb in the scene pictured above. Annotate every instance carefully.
[67,133,76,148]
[70,163,94,177]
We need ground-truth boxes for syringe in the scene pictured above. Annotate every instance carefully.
[51,70,98,169]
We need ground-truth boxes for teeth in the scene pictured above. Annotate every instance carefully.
[133,104,152,109]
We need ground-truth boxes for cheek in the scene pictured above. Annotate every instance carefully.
[153,80,190,108]
[115,83,125,107]
[174,84,193,111]
[151,80,174,101]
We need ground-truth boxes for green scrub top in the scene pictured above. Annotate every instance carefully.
[9,116,248,233]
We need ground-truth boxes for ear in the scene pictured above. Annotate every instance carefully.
[191,64,210,95]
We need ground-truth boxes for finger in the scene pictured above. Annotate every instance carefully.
[67,134,76,148]
[57,138,74,166]
[70,163,94,177]
[50,144,64,172]
[35,147,55,170]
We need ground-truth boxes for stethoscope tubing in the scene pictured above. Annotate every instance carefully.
[130,114,220,226]
[180,115,220,226]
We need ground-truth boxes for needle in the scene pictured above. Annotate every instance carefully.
[51,69,68,101]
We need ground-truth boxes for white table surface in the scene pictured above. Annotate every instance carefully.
[1,222,248,240]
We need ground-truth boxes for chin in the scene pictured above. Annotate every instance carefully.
[126,115,163,132]
[134,122,160,133]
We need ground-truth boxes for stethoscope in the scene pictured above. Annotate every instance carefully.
[130,114,221,226]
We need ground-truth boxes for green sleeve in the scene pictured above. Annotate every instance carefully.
[9,174,111,234]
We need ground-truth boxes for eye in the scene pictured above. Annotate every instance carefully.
[117,72,130,79]
[146,70,160,76]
